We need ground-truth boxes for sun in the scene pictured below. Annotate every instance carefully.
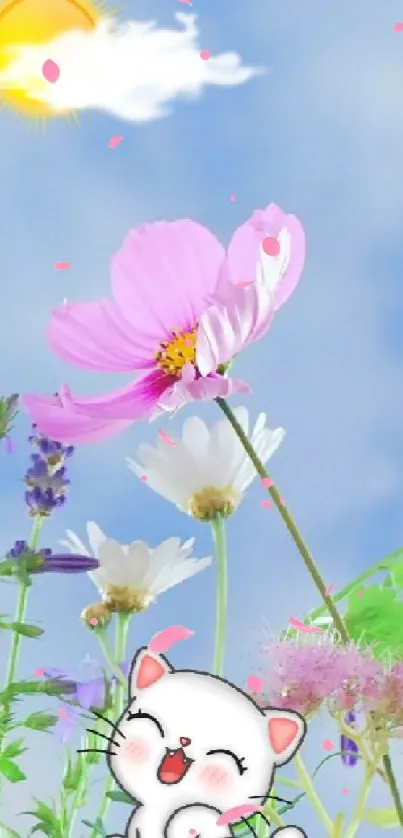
[0,0,106,118]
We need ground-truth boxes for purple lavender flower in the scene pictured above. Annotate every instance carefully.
[55,703,81,744]
[43,667,109,709]
[2,540,99,575]
[24,424,74,517]
[341,710,359,766]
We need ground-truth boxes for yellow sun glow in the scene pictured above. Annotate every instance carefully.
[0,0,102,118]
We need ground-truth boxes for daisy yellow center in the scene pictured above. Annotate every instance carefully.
[188,486,241,522]
[155,327,197,377]
[103,584,155,614]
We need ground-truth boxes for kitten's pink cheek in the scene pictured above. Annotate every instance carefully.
[121,736,151,764]
[197,763,234,791]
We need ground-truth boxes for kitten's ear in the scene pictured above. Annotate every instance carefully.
[129,647,174,698]
[263,708,306,766]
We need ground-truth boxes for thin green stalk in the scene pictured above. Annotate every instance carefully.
[90,613,131,838]
[96,632,127,688]
[344,746,384,838]
[215,398,349,642]
[383,752,403,831]
[211,516,228,676]
[294,752,333,835]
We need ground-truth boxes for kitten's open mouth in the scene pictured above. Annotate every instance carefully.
[157,747,193,785]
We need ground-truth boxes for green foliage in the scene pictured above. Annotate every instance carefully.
[345,585,403,659]
[23,799,63,838]
[0,755,26,782]
[362,808,401,828]
[0,678,66,706]
[0,823,21,838]
[2,739,27,759]
[81,818,107,836]
[23,712,57,732]
[106,789,134,804]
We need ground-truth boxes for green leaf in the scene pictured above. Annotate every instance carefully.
[23,712,57,732]
[362,807,400,827]
[0,756,26,782]
[345,585,403,658]
[2,739,26,759]
[0,823,21,838]
[81,819,107,836]
[24,799,62,838]
[9,622,43,638]
[106,789,134,804]
[62,754,85,793]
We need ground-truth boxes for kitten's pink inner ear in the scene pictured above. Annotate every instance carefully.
[268,717,299,754]
[136,654,167,689]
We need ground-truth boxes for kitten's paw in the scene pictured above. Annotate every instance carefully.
[271,828,307,838]
[165,804,228,838]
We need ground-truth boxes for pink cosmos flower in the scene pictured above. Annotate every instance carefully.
[23,206,305,444]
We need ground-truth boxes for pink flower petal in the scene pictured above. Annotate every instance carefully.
[108,135,123,148]
[196,282,274,376]
[48,299,155,372]
[22,391,133,444]
[200,50,211,60]
[54,261,71,270]
[217,804,262,826]
[289,617,323,634]
[148,626,194,653]
[111,220,225,339]
[394,22,403,32]
[158,428,176,445]
[322,739,334,751]
[261,477,273,488]
[42,59,60,83]
[157,364,250,413]
[224,203,306,311]
[246,675,263,692]
[260,499,273,509]
[325,584,336,595]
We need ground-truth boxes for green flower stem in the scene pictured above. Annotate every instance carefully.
[96,631,127,688]
[211,516,228,677]
[91,613,131,838]
[294,752,333,835]
[383,751,403,831]
[215,398,349,643]
[344,746,384,838]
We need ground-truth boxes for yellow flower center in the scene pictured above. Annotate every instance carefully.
[155,327,197,377]
[103,584,155,614]
[187,486,241,522]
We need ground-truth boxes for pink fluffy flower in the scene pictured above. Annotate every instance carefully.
[23,207,305,444]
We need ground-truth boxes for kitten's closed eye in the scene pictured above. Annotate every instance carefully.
[126,708,165,739]
[206,749,247,775]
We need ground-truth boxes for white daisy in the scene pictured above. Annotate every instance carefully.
[127,407,285,522]
[60,522,211,623]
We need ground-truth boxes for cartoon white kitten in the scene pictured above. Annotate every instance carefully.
[102,647,308,838]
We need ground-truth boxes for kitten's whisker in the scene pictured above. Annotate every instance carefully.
[90,709,126,739]
[249,794,292,805]
[76,747,117,756]
[85,727,120,747]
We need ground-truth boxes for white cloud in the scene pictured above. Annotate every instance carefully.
[0,13,261,121]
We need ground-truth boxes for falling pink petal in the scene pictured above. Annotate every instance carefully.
[246,675,263,692]
[58,708,69,720]
[149,625,194,653]
[358,588,364,598]
[5,436,13,453]
[140,474,148,482]
[262,236,281,257]
[341,788,349,795]
[108,135,123,148]
[261,477,273,488]
[325,584,336,595]
[54,261,71,270]
[200,50,211,60]
[322,740,334,751]
[42,59,60,83]
[289,617,324,634]
[217,803,262,826]
[260,499,273,509]
[35,668,44,677]
[229,194,236,201]
[158,428,176,445]
[177,0,192,4]
[394,22,403,31]
[89,617,99,626]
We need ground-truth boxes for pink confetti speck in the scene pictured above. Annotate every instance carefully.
[158,428,176,445]
[35,668,44,677]
[260,499,273,509]
[358,588,365,598]
[322,740,334,751]
[89,617,99,626]
[140,474,148,482]
[261,477,273,488]
[279,495,285,505]
[325,584,336,595]
[42,59,60,83]
[289,617,324,634]
[178,0,192,4]
[394,22,403,32]
[108,135,123,148]
[229,194,236,201]
[341,788,349,795]
[246,675,263,693]
[149,625,194,654]
[217,804,262,826]
[262,236,281,257]
[58,708,69,720]
[54,261,71,270]
[200,50,211,61]
[5,436,13,453]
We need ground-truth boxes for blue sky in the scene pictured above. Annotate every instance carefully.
[1,0,403,834]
